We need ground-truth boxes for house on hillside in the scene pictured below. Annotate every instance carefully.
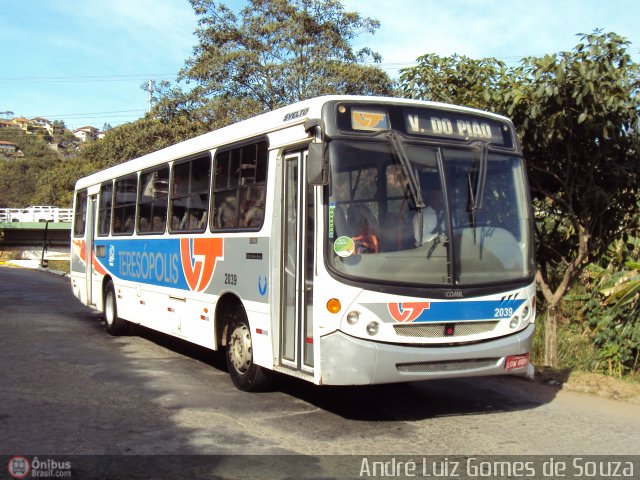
[73,126,99,142]
[0,140,21,158]
[0,119,12,129]
[12,117,33,133]
[31,117,63,137]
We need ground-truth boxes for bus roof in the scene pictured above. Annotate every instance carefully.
[74,95,513,190]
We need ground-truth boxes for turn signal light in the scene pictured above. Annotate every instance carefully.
[326,298,341,314]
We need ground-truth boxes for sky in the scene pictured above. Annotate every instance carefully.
[1,0,639,131]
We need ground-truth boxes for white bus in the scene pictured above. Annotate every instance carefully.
[70,95,536,391]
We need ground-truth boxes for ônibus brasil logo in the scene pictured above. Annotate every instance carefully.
[7,456,30,479]
[388,302,431,323]
[179,237,224,292]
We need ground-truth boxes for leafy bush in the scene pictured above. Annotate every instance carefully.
[578,238,640,377]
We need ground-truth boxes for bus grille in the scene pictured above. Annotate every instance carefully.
[397,358,500,373]
[393,321,498,338]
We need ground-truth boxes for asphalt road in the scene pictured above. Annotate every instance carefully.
[0,266,638,478]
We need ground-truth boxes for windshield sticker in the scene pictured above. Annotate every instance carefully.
[328,203,335,239]
[334,236,356,257]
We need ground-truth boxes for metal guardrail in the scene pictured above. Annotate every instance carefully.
[0,207,73,223]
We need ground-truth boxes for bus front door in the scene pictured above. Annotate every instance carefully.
[280,151,315,374]
[87,194,100,307]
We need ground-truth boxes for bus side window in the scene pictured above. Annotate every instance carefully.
[138,166,169,234]
[97,182,113,237]
[73,190,88,237]
[113,174,137,235]
[170,155,211,233]
[212,140,268,231]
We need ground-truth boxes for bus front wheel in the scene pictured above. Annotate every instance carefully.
[225,305,271,391]
[103,280,127,336]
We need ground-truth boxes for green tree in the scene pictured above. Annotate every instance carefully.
[157,0,394,124]
[510,32,640,367]
[400,31,640,367]
[400,53,509,109]
[92,0,396,168]
[79,115,207,170]
[33,157,99,207]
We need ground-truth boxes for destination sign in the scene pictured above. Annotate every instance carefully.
[336,103,514,149]
[404,110,512,147]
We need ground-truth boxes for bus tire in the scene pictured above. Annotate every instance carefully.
[103,280,127,336]
[225,305,271,392]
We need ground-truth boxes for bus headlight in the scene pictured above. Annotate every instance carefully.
[509,316,520,329]
[366,321,379,336]
[346,311,359,325]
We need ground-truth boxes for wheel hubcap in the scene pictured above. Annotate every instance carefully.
[105,291,114,325]
[229,324,252,373]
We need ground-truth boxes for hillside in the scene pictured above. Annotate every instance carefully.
[0,127,94,208]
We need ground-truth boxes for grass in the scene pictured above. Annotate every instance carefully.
[531,314,640,404]
[45,260,70,274]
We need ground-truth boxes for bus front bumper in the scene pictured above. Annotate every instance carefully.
[318,323,535,385]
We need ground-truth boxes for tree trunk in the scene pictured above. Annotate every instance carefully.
[544,304,559,367]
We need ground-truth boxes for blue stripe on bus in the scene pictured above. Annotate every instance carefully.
[413,299,526,322]
[95,238,189,290]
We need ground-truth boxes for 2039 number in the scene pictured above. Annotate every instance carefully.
[494,307,513,318]
[225,273,237,285]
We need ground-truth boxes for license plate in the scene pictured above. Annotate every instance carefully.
[505,353,529,370]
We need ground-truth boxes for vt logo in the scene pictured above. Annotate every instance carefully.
[258,276,268,296]
[388,302,431,323]
[180,238,224,292]
[352,111,388,130]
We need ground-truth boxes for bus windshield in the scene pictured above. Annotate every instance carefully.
[326,139,533,287]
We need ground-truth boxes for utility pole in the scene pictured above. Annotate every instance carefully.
[147,80,154,113]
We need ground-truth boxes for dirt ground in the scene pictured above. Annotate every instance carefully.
[536,367,640,405]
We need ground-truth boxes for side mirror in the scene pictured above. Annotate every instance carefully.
[307,143,329,185]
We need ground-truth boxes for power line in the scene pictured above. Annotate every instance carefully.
[0,73,177,84]
[31,109,146,119]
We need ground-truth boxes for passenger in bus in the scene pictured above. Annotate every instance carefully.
[151,215,164,232]
[113,215,122,233]
[178,210,200,230]
[138,216,149,232]
[242,201,264,228]
[197,210,207,229]
[124,215,135,232]
[216,198,237,228]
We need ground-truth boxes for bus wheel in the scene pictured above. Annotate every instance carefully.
[103,280,127,336]
[225,306,270,391]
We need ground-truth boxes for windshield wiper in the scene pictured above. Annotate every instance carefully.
[469,141,489,242]
[385,131,425,210]
[384,131,427,245]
